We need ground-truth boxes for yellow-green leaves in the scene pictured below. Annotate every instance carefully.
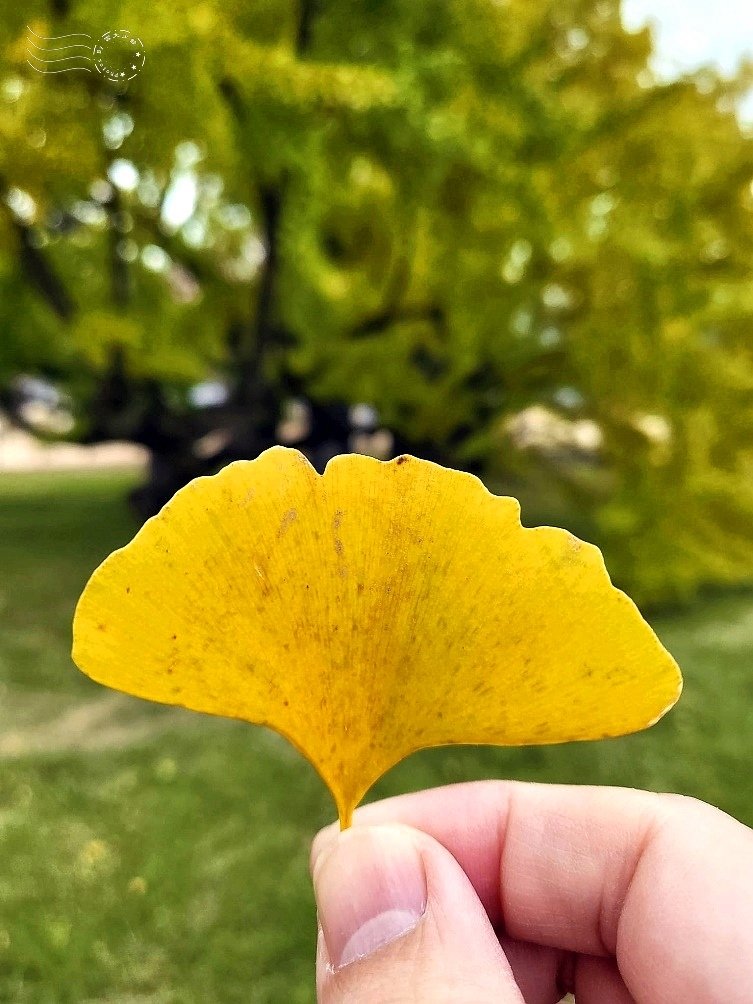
[72,446,682,827]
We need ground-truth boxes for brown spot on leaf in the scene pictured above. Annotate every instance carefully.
[276,508,298,539]
[357,582,364,593]
[396,455,409,465]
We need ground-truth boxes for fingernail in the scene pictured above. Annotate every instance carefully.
[312,825,427,970]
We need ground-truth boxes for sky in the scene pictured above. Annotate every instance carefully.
[622,0,753,77]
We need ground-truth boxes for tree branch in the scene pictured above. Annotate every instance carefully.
[14,218,75,320]
[349,304,446,340]
[0,179,75,321]
[296,0,321,55]
[233,185,283,414]
[0,385,72,442]
[104,178,131,308]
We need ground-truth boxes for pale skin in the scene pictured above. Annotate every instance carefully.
[309,781,753,1003]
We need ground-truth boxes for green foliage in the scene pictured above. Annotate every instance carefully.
[2,0,753,604]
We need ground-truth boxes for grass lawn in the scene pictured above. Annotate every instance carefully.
[0,469,751,1002]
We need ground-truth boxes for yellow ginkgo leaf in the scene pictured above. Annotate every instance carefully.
[72,446,682,828]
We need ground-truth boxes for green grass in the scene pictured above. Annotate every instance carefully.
[0,469,751,1001]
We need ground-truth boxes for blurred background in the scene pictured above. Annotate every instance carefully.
[1,0,752,999]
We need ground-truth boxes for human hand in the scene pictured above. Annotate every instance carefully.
[310,781,753,1002]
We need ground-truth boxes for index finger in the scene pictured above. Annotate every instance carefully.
[312,781,753,1002]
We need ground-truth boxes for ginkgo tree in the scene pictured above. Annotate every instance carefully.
[1,0,753,607]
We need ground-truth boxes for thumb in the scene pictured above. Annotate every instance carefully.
[311,823,524,1003]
